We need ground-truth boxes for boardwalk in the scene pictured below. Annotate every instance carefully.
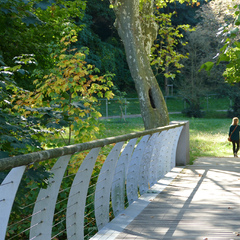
[94,157,240,240]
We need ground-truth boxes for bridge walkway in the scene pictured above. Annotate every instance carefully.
[97,157,240,240]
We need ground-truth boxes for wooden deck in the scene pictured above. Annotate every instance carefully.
[114,157,240,240]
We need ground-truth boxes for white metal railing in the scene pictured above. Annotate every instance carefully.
[0,121,189,240]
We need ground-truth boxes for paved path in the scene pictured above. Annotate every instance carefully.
[94,157,240,240]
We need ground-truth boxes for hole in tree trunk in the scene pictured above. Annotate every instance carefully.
[149,88,156,109]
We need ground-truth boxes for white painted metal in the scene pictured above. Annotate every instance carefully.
[161,127,183,174]
[111,138,137,217]
[164,129,176,173]
[170,126,183,169]
[30,155,72,240]
[138,133,158,195]
[175,121,190,165]
[126,135,150,205]
[94,142,124,230]
[158,129,172,175]
[148,132,162,187]
[0,123,189,240]
[66,148,100,240]
[0,166,26,240]
[154,131,167,182]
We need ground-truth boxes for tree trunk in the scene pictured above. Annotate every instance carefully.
[111,0,169,129]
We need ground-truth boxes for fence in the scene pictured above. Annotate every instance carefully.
[98,95,231,118]
[0,121,189,240]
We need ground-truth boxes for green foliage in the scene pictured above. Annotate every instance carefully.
[155,0,198,8]
[14,31,114,147]
[199,61,215,72]
[77,0,134,92]
[164,0,207,26]
[182,103,204,118]
[0,0,86,90]
[200,4,240,84]
[151,12,193,80]
[112,86,129,121]
[0,57,44,158]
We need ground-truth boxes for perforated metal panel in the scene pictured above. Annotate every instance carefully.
[66,148,100,240]
[170,126,183,168]
[138,133,159,195]
[126,135,150,204]
[0,166,26,240]
[111,138,137,217]
[148,132,162,187]
[30,155,72,240]
[94,142,124,230]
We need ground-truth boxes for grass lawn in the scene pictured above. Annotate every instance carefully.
[97,96,231,117]
[98,113,233,164]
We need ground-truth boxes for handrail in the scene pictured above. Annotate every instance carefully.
[0,122,185,171]
[0,121,189,240]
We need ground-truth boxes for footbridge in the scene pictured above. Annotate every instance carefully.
[2,121,234,240]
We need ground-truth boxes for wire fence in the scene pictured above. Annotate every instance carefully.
[0,122,189,240]
[97,95,231,118]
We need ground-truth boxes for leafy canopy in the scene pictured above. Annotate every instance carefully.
[200,4,240,84]
[13,30,114,147]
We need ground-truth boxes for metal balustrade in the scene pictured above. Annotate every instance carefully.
[0,121,189,240]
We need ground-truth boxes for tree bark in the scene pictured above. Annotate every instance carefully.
[111,0,169,129]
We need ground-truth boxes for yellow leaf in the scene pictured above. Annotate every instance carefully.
[73,75,79,81]
[59,54,66,60]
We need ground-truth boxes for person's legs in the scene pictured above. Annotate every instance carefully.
[232,141,239,157]
[236,141,239,157]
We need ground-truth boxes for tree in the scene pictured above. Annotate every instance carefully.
[150,12,192,96]
[178,0,238,117]
[200,1,240,80]
[199,1,240,116]
[77,0,135,92]
[0,0,86,90]
[109,0,197,129]
[13,31,114,147]
[109,0,167,129]
[178,29,214,117]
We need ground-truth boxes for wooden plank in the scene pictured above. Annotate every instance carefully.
[115,157,240,240]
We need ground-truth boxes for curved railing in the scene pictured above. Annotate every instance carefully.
[0,121,189,240]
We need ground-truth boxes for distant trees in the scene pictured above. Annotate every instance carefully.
[76,0,134,92]
[0,0,86,89]
[178,0,239,117]
[0,0,113,157]
[109,0,205,129]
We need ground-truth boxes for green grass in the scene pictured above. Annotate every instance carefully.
[98,117,145,138]
[98,114,233,165]
[97,96,232,117]
[182,116,232,163]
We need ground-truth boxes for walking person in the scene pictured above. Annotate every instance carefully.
[229,117,240,157]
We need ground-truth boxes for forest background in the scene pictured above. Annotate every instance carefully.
[1,0,240,238]
[0,0,240,158]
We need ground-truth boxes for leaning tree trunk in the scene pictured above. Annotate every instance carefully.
[111,0,169,129]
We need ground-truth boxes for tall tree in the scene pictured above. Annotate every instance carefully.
[177,0,239,117]
[200,0,240,82]
[0,0,86,90]
[109,0,167,129]
[109,0,195,129]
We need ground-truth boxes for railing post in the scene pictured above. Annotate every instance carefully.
[0,166,26,240]
[125,98,127,116]
[106,99,108,118]
[171,121,190,166]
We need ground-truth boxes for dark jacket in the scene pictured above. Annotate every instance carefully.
[229,125,240,141]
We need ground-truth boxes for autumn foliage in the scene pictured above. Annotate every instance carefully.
[13,30,114,147]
